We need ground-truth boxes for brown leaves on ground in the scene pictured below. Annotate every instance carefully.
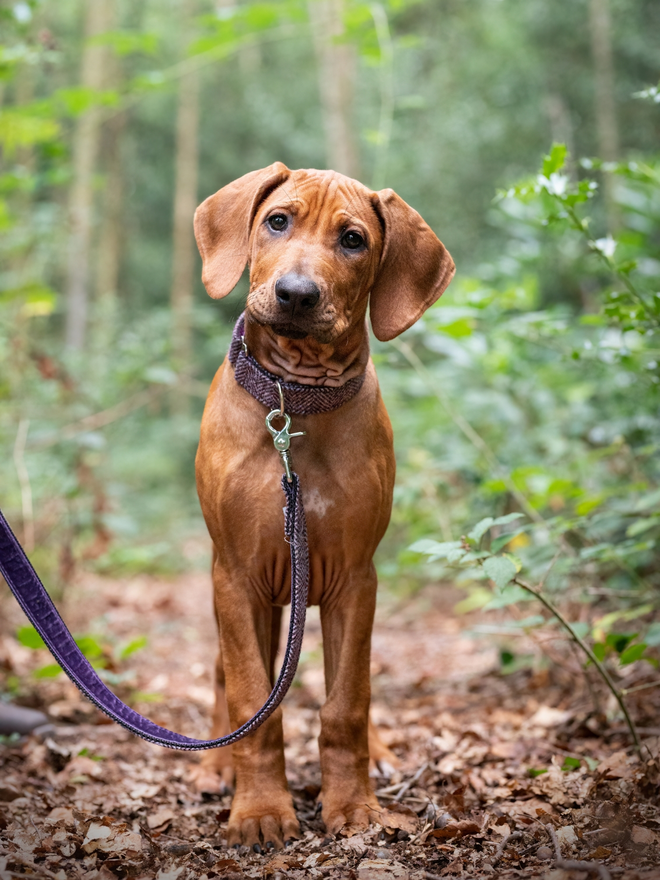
[1,575,660,880]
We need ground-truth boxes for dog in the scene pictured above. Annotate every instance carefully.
[191,163,454,849]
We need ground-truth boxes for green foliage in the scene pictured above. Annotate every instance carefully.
[403,133,659,691]
[1,0,659,671]
[16,625,148,680]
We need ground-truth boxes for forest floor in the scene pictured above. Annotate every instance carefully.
[1,566,660,880]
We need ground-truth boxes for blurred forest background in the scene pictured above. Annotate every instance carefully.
[1,0,659,677]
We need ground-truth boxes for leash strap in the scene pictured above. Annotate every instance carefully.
[0,475,308,751]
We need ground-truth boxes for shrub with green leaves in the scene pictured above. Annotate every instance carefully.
[379,101,659,664]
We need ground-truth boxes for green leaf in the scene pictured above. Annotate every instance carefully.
[619,643,647,666]
[90,30,159,57]
[542,143,567,177]
[502,552,522,572]
[483,555,517,590]
[119,636,148,660]
[453,587,493,615]
[17,626,45,650]
[626,516,659,538]
[606,633,637,654]
[33,663,62,679]
[467,514,524,545]
[408,539,463,560]
[75,636,104,661]
[491,512,525,528]
[561,756,581,771]
[78,747,104,761]
[527,767,548,778]
[467,517,494,542]
[592,642,607,662]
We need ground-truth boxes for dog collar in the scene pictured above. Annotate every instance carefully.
[228,312,365,415]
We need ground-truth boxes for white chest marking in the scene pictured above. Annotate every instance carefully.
[305,487,333,519]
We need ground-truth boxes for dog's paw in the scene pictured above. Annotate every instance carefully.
[227,792,300,850]
[189,762,234,795]
[321,793,381,837]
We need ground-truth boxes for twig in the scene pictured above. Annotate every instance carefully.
[512,575,642,753]
[375,762,429,801]
[27,374,206,451]
[13,419,34,552]
[391,338,544,525]
[4,854,61,880]
[393,762,429,802]
[29,386,165,449]
[491,830,524,865]
[621,679,660,696]
[547,824,612,880]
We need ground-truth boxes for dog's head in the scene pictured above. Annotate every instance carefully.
[194,162,454,342]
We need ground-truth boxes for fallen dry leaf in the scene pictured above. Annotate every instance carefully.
[81,817,142,856]
[631,825,659,845]
[375,803,418,835]
[430,820,480,839]
[263,853,303,876]
[208,857,244,877]
[357,859,410,879]
[147,807,176,830]
[528,705,573,728]
[44,807,76,828]
[596,750,638,780]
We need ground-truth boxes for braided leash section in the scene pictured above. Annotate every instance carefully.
[229,313,365,415]
[0,476,308,750]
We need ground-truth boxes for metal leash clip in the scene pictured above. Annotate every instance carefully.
[266,381,305,482]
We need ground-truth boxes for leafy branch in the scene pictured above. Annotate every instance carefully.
[412,513,657,754]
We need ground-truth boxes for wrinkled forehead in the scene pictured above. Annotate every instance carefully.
[257,169,382,237]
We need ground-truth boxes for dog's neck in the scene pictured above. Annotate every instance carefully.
[244,314,370,387]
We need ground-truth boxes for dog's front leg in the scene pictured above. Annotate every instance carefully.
[319,567,381,835]
[216,566,300,850]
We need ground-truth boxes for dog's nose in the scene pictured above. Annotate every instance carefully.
[275,273,320,314]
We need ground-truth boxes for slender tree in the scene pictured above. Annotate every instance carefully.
[65,0,115,350]
[589,0,620,229]
[95,6,124,308]
[170,0,200,413]
[308,0,360,179]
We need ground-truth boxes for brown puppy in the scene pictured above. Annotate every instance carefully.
[192,163,454,849]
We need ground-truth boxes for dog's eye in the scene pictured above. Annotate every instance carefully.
[268,214,288,232]
[341,230,364,250]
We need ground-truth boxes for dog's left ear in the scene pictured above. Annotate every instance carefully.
[194,162,291,299]
[369,189,455,341]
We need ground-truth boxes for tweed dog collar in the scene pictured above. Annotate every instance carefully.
[228,312,366,415]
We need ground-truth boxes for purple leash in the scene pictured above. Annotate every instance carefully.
[0,477,307,750]
[0,314,362,748]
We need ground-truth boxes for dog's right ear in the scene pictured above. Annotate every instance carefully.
[194,162,291,299]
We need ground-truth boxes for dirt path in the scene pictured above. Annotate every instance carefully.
[1,571,659,879]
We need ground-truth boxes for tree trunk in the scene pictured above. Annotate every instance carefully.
[170,0,200,413]
[94,5,124,311]
[65,0,113,350]
[95,110,126,307]
[589,0,620,229]
[308,0,360,179]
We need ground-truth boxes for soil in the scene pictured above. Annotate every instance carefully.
[1,568,659,880]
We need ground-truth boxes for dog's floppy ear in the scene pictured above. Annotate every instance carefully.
[194,162,291,299]
[369,189,455,341]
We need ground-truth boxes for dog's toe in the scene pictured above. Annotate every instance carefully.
[323,796,380,837]
[189,763,232,795]
[226,799,300,850]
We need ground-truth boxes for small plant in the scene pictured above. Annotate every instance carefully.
[16,624,148,684]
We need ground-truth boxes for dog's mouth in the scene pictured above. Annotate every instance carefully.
[269,322,310,340]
